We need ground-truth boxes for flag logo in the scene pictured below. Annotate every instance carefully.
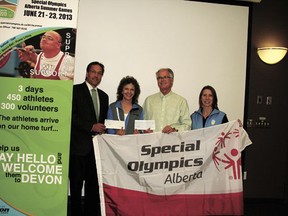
[213,128,242,179]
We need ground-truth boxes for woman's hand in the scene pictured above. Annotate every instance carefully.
[144,128,153,133]
[116,127,125,136]
[133,129,140,134]
[237,119,243,127]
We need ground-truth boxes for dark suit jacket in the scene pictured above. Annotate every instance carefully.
[70,82,109,156]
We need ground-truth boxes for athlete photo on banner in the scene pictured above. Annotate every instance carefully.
[0,0,79,215]
[0,27,76,79]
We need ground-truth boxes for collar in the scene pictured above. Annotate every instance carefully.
[41,51,63,62]
[86,81,98,91]
[159,91,173,98]
[197,108,220,116]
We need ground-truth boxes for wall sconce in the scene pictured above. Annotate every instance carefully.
[257,47,287,64]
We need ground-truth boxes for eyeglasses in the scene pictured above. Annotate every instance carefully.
[157,76,172,80]
[40,35,61,43]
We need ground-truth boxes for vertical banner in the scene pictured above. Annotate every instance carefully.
[0,0,79,215]
[95,121,252,216]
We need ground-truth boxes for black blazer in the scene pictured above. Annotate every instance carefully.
[70,82,109,156]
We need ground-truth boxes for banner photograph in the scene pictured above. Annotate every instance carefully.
[94,120,252,216]
[0,0,78,215]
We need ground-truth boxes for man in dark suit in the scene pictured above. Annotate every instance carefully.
[69,61,109,216]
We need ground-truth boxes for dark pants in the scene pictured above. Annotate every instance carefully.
[69,150,101,216]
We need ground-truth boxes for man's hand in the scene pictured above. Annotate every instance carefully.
[91,123,106,134]
[162,125,178,134]
[17,44,38,63]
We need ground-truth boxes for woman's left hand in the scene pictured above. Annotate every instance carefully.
[133,129,140,134]
[116,127,125,135]
[237,119,243,127]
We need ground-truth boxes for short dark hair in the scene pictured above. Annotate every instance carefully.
[199,85,219,109]
[86,61,105,74]
[117,76,141,104]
